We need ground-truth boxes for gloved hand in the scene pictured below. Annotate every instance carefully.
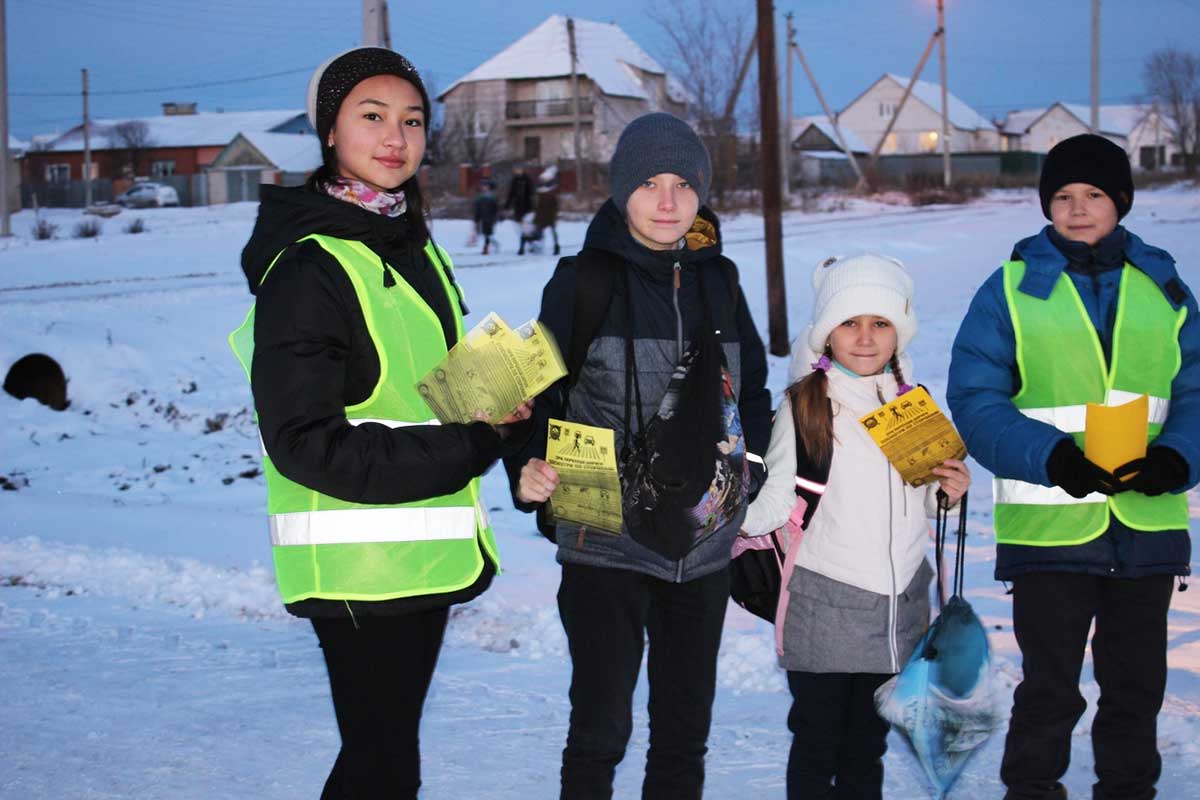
[1113,446,1189,497]
[1046,439,1119,498]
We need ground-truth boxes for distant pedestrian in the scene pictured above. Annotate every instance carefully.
[534,164,561,256]
[473,178,499,255]
[505,164,535,254]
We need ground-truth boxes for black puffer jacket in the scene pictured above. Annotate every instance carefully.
[241,184,527,618]
[504,199,772,581]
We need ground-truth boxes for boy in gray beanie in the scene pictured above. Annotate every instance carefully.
[504,112,771,798]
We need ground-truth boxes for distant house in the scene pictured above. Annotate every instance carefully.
[836,74,999,155]
[999,102,1176,169]
[790,115,869,154]
[206,131,323,204]
[22,104,311,205]
[437,14,688,168]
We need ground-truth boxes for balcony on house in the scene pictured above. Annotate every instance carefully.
[505,96,594,125]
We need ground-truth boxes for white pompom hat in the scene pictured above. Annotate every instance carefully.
[806,253,918,355]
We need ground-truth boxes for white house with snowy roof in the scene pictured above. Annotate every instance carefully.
[834,74,1000,156]
[437,15,688,166]
[999,102,1176,169]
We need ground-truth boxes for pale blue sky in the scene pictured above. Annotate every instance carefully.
[10,0,1200,141]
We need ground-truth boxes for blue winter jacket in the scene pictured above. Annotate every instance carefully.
[947,225,1199,580]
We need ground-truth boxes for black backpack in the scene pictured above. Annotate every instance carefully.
[728,400,831,622]
[536,248,741,543]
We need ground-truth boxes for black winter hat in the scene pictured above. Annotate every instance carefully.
[609,113,712,213]
[1038,133,1134,220]
[306,47,431,148]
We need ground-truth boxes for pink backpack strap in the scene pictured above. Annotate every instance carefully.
[775,474,827,655]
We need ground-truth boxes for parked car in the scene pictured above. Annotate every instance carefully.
[115,182,179,208]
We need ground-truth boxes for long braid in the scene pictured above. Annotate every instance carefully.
[890,353,914,394]
[789,345,835,465]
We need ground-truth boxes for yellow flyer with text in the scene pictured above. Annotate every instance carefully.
[545,418,623,535]
[858,387,967,488]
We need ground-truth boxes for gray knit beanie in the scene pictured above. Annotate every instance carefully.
[609,113,712,213]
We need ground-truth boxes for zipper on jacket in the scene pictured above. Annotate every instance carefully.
[878,382,900,672]
[675,554,685,584]
[672,261,684,362]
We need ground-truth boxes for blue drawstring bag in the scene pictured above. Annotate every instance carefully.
[874,493,1004,798]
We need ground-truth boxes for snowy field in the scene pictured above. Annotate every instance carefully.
[2,186,1199,799]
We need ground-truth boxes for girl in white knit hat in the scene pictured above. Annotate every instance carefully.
[740,253,970,799]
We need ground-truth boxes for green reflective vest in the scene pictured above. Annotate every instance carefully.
[993,260,1189,546]
[229,234,499,604]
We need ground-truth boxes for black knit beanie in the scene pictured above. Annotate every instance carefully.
[306,47,431,148]
[1038,133,1134,220]
[609,112,712,213]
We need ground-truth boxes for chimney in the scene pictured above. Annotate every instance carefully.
[162,102,198,116]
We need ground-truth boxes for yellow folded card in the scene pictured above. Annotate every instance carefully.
[1084,394,1148,472]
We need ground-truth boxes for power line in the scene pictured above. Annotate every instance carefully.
[12,67,314,97]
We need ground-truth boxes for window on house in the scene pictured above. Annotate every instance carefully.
[881,132,898,154]
[879,102,896,118]
[524,136,541,161]
[46,163,70,183]
[919,131,939,153]
[151,160,176,177]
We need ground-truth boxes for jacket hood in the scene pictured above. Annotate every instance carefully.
[581,198,724,280]
[240,183,414,294]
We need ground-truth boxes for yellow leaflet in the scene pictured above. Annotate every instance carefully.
[1084,393,1147,473]
[415,312,567,424]
[858,386,967,488]
[545,418,623,535]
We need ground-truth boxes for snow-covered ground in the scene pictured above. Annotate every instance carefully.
[2,186,1199,799]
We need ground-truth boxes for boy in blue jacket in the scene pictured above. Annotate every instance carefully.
[947,133,1200,800]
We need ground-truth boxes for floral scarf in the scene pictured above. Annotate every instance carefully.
[322,177,407,218]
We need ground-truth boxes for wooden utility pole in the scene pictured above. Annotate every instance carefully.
[362,0,389,47]
[756,0,788,357]
[567,17,585,197]
[82,68,92,208]
[936,0,951,188]
[783,12,794,201]
[1090,0,1100,133]
[0,0,9,236]
[792,41,865,186]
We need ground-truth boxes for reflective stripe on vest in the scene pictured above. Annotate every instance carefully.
[994,260,1188,546]
[229,234,500,603]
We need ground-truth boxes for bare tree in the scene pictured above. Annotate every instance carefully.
[110,121,153,178]
[1143,48,1200,174]
[440,85,504,167]
[650,0,756,204]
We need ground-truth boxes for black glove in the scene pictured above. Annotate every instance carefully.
[1045,439,1119,498]
[1113,446,1189,497]
[746,459,767,503]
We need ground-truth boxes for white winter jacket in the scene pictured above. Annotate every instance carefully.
[743,354,944,597]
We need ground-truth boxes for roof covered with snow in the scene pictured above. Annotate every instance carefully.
[236,131,322,173]
[39,110,308,152]
[791,115,869,153]
[8,134,28,154]
[440,15,686,103]
[1000,102,1152,138]
[858,74,995,132]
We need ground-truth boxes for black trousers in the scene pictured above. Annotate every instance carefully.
[785,671,891,800]
[311,607,450,800]
[1000,572,1175,800]
[557,562,730,800]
